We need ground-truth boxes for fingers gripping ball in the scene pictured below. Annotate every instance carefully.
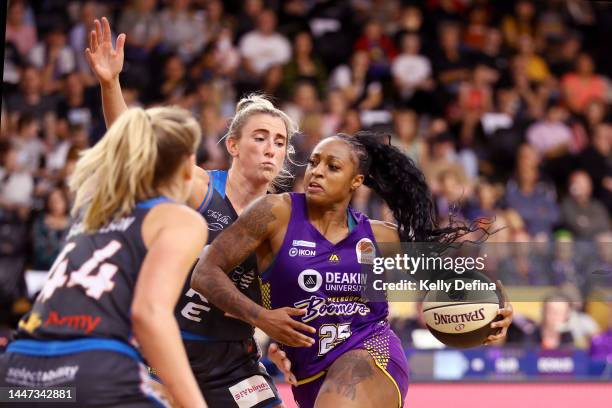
[422,272,503,348]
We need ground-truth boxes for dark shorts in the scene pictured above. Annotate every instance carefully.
[183,337,282,408]
[291,329,409,408]
[0,349,168,407]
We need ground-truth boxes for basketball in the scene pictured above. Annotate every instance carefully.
[422,273,503,348]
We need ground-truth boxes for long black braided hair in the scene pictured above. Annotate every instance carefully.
[334,132,487,244]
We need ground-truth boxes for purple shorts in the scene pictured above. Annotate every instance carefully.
[291,328,409,408]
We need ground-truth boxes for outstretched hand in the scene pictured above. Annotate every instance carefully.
[85,17,125,85]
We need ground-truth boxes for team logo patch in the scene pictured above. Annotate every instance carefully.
[355,238,375,264]
[229,375,275,408]
[298,269,323,292]
[18,312,42,334]
[328,253,340,263]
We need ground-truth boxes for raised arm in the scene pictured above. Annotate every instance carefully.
[191,194,316,347]
[85,17,210,209]
[85,17,128,127]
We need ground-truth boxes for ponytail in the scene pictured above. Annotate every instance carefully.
[70,106,200,232]
[335,132,482,243]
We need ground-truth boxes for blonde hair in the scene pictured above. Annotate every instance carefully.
[226,94,298,192]
[70,106,201,232]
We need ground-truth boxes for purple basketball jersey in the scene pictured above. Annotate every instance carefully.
[261,193,404,382]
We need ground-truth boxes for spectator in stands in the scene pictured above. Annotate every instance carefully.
[516,34,551,84]
[202,0,228,43]
[5,66,58,123]
[580,124,612,211]
[549,33,582,78]
[158,0,206,62]
[12,114,44,175]
[422,122,468,194]
[526,102,572,158]
[234,0,264,42]
[337,109,362,135]
[433,21,471,96]
[505,144,560,238]
[478,28,509,75]
[281,31,327,100]
[465,180,501,221]
[392,109,427,168]
[561,283,600,349]
[561,170,610,239]
[283,81,321,127]
[550,231,580,287]
[0,144,33,220]
[391,32,435,111]
[463,5,489,51]
[562,53,610,115]
[5,0,37,58]
[502,0,537,50]
[31,188,70,270]
[118,0,162,63]
[56,72,97,136]
[29,26,76,94]
[329,50,383,110]
[149,54,188,104]
[196,104,228,169]
[354,19,397,81]
[69,1,98,85]
[537,293,575,349]
[458,64,495,146]
[435,168,471,221]
[237,9,291,95]
[321,89,348,138]
[586,232,612,289]
[589,298,612,361]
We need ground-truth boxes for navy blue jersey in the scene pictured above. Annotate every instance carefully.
[15,197,173,345]
[176,170,260,341]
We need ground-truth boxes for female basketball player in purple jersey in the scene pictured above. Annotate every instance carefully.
[192,133,514,407]
[87,18,312,407]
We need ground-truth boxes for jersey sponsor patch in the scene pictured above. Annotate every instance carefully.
[5,365,79,387]
[355,238,375,264]
[298,269,323,292]
[229,375,275,408]
[289,247,316,257]
[292,240,316,248]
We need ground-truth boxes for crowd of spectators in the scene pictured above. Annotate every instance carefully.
[2,0,612,356]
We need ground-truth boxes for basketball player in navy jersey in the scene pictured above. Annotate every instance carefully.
[192,133,514,407]
[0,107,208,407]
[86,18,313,407]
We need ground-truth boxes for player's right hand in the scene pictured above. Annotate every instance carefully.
[257,308,316,347]
[85,17,125,85]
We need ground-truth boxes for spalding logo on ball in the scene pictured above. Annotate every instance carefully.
[422,272,503,348]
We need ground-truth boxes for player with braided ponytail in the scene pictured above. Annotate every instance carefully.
[193,131,514,408]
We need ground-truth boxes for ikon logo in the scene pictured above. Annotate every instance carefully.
[289,247,316,257]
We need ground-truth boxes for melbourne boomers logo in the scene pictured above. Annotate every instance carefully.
[294,296,370,322]
[298,269,323,292]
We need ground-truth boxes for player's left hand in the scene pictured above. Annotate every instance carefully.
[268,343,297,386]
[484,280,513,346]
